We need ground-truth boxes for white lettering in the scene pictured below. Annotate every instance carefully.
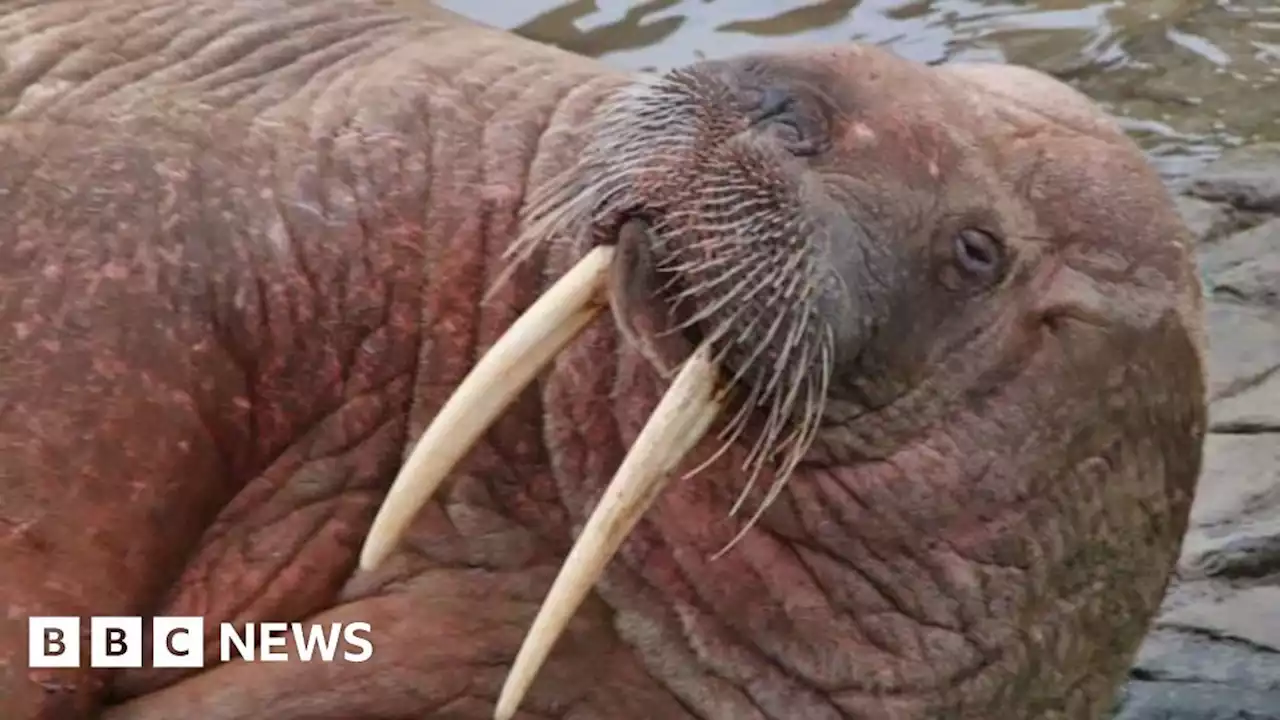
[291,623,341,662]
[31,617,375,667]
[342,622,373,662]
[153,617,204,668]
[28,617,81,668]
[90,617,142,668]
[220,623,254,662]
[258,622,289,661]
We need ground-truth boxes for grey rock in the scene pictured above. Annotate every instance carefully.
[1200,298,1280,404]
[1196,219,1280,430]
[1189,143,1280,213]
[1176,195,1238,244]
[1178,433,1280,577]
[1211,372,1280,434]
[1193,533,1280,581]
[1160,588,1280,652]
[1132,629,1280,691]
[1115,629,1280,719]
[1114,681,1280,720]
[1199,219,1280,310]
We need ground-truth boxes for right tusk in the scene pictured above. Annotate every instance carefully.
[494,341,724,720]
[358,245,615,572]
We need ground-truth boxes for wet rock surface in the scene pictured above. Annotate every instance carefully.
[1113,143,1280,720]
[1189,145,1280,215]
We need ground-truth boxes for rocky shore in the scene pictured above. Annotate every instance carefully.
[1114,143,1280,719]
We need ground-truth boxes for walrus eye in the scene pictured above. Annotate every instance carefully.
[952,228,1005,283]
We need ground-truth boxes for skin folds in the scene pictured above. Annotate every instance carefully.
[0,1,1206,718]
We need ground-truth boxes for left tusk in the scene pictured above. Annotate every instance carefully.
[359,246,615,572]
[494,342,724,720]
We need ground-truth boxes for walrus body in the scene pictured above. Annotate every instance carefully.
[0,1,1206,719]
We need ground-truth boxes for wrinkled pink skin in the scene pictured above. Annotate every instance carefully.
[0,1,1206,719]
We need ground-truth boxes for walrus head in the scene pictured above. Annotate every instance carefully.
[360,46,1207,719]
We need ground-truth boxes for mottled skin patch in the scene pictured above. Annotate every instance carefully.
[0,1,1205,720]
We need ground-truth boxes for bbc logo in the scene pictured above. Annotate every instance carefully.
[29,616,203,669]
[30,616,374,668]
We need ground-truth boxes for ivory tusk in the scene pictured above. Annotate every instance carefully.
[358,245,615,572]
[494,342,723,720]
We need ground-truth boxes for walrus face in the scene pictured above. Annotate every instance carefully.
[516,49,1051,514]
[359,46,1205,719]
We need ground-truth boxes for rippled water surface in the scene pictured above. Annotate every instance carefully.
[437,0,1280,185]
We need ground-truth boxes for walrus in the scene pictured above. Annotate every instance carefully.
[0,1,1207,718]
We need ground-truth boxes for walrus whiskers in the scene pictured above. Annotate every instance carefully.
[489,71,704,292]
[484,171,609,302]
[653,203,833,533]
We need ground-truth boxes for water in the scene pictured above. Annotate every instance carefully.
[437,0,1280,186]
